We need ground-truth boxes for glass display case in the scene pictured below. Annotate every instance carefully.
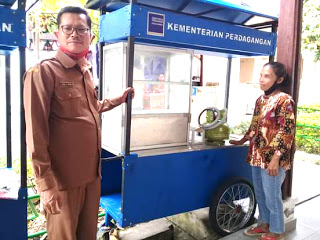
[102,43,193,154]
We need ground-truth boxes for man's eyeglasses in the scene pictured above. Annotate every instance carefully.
[61,26,89,36]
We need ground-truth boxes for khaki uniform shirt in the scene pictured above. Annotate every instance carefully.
[24,49,119,191]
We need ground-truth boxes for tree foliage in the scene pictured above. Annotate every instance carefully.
[296,104,320,154]
[28,0,100,42]
[231,104,320,154]
[302,0,320,61]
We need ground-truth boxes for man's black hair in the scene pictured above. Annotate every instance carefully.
[57,6,91,29]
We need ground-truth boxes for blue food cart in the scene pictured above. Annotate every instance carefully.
[86,0,278,236]
[0,0,27,239]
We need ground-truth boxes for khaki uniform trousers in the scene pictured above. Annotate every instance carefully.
[45,177,101,240]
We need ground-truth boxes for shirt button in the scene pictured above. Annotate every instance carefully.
[68,93,72,97]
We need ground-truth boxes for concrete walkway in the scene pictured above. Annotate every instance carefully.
[292,151,320,203]
[222,151,320,240]
[221,194,320,240]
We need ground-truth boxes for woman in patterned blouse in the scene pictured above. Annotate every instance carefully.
[230,62,295,240]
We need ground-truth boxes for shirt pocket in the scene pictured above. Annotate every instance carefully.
[55,87,83,118]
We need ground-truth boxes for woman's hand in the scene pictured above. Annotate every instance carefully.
[229,138,247,145]
[266,155,280,176]
[229,140,241,145]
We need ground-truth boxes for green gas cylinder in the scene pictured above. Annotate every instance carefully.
[204,109,230,145]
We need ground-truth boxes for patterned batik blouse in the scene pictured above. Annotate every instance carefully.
[243,91,295,170]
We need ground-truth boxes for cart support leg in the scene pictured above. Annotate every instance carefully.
[105,212,113,227]
[5,55,12,168]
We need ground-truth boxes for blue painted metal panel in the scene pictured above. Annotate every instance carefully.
[0,188,28,240]
[0,46,17,55]
[100,193,122,224]
[116,146,251,227]
[100,158,122,196]
[134,0,194,13]
[199,0,277,19]
[182,1,254,24]
[99,6,131,43]
[0,0,16,7]
[0,6,26,53]
[99,5,277,56]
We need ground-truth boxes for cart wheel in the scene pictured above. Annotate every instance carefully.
[209,178,256,236]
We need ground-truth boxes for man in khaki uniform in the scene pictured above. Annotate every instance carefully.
[24,6,134,240]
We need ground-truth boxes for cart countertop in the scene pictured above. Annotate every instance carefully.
[132,142,248,157]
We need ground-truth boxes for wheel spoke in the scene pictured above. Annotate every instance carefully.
[215,182,255,233]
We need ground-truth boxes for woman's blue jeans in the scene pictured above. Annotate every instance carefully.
[252,166,286,234]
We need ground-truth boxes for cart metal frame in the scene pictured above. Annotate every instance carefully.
[86,0,278,234]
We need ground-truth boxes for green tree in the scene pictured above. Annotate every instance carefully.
[33,0,100,42]
[302,0,320,61]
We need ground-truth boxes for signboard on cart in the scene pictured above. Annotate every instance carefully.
[100,4,277,56]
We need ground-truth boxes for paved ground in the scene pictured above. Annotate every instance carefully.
[292,151,320,203]
[222,194,320,240]
[222,151,320,240]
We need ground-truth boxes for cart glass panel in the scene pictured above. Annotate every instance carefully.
[102,43,192,155]
[132,45,191,113]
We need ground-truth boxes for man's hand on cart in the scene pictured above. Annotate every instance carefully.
[121,87,135,103]
[40,187,62,215]
[111,87,135,106]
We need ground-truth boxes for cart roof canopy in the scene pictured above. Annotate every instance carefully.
[0,0,16,7]
[85,0,278,26]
